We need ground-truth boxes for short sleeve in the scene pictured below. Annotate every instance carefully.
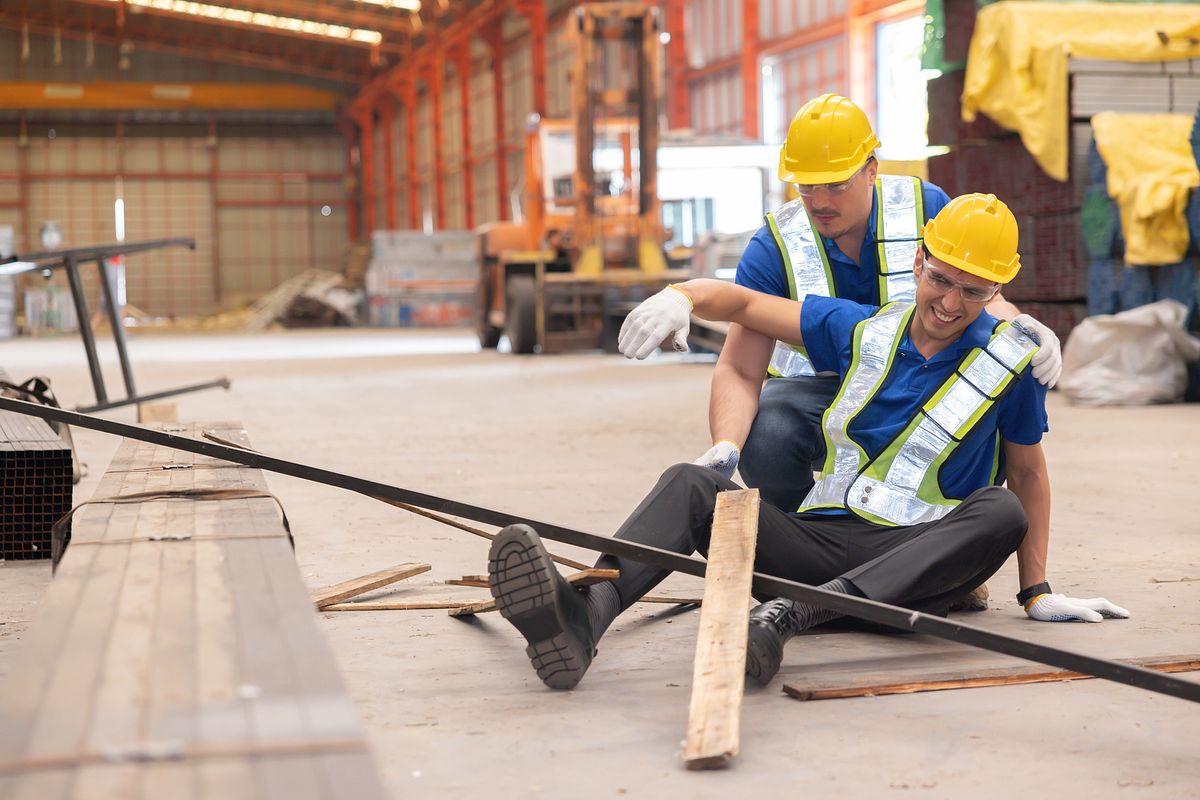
[922,181,952,222]
[734,226,788,298]
[798,296,875,376]
[995,369,1050,445]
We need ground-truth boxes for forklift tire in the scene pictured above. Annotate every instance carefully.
[506,275,537,355]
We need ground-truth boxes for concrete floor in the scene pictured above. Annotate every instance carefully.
[2,328,1199,799]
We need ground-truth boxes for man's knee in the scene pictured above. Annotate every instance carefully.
[968,486,1028,549]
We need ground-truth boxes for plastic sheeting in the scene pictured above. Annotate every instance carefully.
[962,2,1200,181]
[1059,299,1200,406]
[1091,112,1199,266]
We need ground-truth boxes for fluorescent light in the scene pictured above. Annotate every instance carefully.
[110,0,384,45]
[357,0,421,10]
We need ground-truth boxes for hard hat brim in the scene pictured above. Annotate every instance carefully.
[778,158,871,185]
[924,242,1021,286]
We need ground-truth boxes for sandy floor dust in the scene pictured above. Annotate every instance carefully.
[1,327,1198,799]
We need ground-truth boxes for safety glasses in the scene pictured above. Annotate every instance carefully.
[794,162,870,197]
[918,261,1000,303]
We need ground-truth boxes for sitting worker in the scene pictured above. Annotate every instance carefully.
[486,194,1127,691]
[707,93,1062,512]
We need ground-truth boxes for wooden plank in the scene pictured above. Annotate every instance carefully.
[0,422,387,800]
[136,402,179,423]
[311,563,432,609]
[446,568,624,617]
[321,601,474,612]
[683,489,760,771]
[782,654,1200,702]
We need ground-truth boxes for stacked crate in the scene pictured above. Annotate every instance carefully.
[364,231,479,328]
[925,0,1088,343]
[0,409,73,560]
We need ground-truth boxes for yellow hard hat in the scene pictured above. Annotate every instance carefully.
[923,193,1022,284]
[778,94,881,184]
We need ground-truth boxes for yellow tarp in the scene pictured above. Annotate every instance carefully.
[1091,112,1198,265]
[962,2,1200,181]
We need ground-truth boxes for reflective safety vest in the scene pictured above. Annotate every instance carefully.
[799,302,1040,526]
[765,174,925,378]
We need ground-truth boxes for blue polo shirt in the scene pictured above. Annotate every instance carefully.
[736,180,951,303]
[800,296,1049,508]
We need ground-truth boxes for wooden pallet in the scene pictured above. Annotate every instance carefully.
[0,423,388,800]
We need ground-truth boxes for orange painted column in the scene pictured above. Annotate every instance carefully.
[403,80,421,229]
[741,0,761,141]
[429,58,447,230]
[379,99,398,230]
[457,49,475,228]
[525,0,548,117]
[485,28,509,222]
[665,0,691,131]
[357,108,377,236]
[339,116,360,240]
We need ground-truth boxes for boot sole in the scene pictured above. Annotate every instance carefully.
[489,525,591,690]
[745,623,784,686]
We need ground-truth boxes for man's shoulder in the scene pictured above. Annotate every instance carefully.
[734,225,786,296]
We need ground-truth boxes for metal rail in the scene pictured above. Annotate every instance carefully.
[3,395,1196,705]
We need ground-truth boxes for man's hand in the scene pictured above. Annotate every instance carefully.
[618,286,692,359]
[694,440,739,479]
[1013,314,1062,388]
[1026,593,1130,622]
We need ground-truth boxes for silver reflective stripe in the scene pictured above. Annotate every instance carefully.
[802,303,911,508]
[846,325,1038,525]
[877,175,920,304]
[768,197,834,377]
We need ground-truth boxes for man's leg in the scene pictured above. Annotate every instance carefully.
[738,375,840,511]
[744,486,1029,684]
[489,464,847,689]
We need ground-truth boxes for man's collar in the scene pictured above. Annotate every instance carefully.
[900,308,1000,362]
[819,184,879,253]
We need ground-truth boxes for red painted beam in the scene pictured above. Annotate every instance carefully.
[456,49,475,229]
[403,80,421,229]
[665,0,690,131]
[428,57,446,230]
[357,109,377,236]
[742,0,761,140]
[380,99,398,230]
[484,27,509,222]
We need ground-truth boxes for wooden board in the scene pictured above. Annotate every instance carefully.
[683,489,760,770]
[311,563,431,609]
[136,402,178,423]
[783,654,1200,702]
[0,423,389,800]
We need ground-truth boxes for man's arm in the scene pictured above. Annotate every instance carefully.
[1002,440,1050,591]
[1003,439,1129,622]
[986,293,1062,388]
[708,323,774,449]
[617,279,804,360]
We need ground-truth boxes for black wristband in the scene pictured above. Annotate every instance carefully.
[1016,581,1052,605]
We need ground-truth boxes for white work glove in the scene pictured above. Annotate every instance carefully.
[1025,593,1130,623]
[1013,313,1062,388]
[694,440,740,479]
[618,285,692,360]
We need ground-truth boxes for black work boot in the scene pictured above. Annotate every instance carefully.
[745,598,803,686]
[488,524,596,690]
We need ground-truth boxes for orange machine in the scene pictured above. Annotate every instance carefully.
[477,2,687,354]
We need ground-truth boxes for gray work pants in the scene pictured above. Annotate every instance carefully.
[595,464,1027,618]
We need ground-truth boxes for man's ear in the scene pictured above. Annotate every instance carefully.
[865,157,880,182]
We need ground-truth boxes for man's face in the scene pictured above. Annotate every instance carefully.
[798,159,878,240]
[912,253,1000,345]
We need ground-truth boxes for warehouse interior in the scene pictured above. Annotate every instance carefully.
[1,0,1199,798]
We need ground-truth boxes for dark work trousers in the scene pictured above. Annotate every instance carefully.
[738,374,841,511]
[594,464,1028,622]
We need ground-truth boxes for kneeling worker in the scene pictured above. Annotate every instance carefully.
[487,194,1127,691]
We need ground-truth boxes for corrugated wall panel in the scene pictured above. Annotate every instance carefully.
[546,20,572,119]
[473,161,499,224]
[689,70,742,135]
[503,42,534,147]
[122,179,214,316]
[686,0,742,68]
[26,179,116,309]
[217,206,312,302]
[763,36,848,143]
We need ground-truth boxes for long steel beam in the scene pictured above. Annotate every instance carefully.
[3,395,1197,706]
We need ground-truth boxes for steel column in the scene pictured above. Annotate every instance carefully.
[741,0,761,141]
[403,80,421,229]
[665,0,691,131]
[485,28,510,222]
[359,110,378,236]
[62,256,108,407]
[379,100,398,230]
[457,49,475,229]
[429,58,447,230]
[96,257,137,398]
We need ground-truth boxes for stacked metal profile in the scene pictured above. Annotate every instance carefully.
[365,230,478,328]
[0,409,72,560]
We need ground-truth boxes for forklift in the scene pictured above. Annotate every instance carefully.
[477,2,688,354]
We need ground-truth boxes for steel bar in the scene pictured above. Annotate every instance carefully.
[63,255,108,406]
[76,378,232,414]
[2,237,195,265]
[3,396,1198,705]
[97,257,138,398]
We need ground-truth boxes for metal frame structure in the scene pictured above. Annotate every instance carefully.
[2,394,1198,707]
[1,239,230,413]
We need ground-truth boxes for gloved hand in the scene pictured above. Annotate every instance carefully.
[1025,593,1130,622]
[1013,313,1062,388]
[694,440,740,479]
[618,285,693,360]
